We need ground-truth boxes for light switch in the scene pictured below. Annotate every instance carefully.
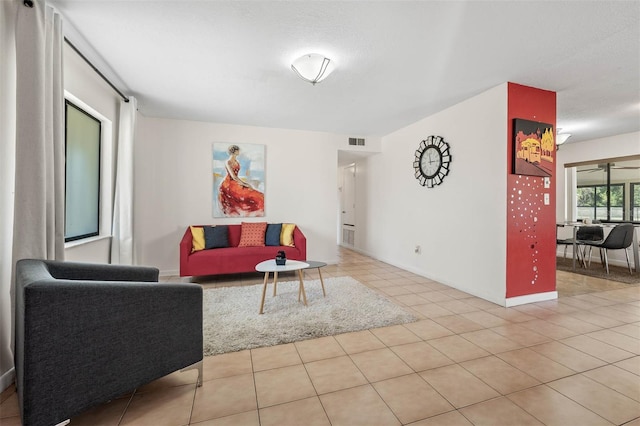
[544,193,550,205]
[544,177,550,188]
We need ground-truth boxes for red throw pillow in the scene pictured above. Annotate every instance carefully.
[238,222,268,247]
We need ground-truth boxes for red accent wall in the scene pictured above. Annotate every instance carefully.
[506,83,556,298]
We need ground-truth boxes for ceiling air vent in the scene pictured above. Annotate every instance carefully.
[348,137,365,146]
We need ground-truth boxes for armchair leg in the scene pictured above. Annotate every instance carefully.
[625,248,632,274]
[181,360,204,387]
[603,249,609,274]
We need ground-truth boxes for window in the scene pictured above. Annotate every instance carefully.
[575,158,640,223]
[577,184,623,221]
[65,100,101,242]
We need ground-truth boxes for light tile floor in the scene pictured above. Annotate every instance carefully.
[1,248,639,425]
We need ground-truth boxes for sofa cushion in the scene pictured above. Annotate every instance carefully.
[281,223,296,247]
[265,223,282,246]
[204,225,229,249]
[227,225,242,247]
[238,222,267,247]
[190,226,205,252]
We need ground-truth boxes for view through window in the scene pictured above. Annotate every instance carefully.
[65,100,101,242]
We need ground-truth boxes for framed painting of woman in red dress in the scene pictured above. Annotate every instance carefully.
[213,143,265,217]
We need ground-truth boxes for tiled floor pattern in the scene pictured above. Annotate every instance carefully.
[1,249,639,425]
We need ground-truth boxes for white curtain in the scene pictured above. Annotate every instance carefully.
[111,96,137,265]
[0,0,19,390]
[12,0,65,262]
[1,0,65,389]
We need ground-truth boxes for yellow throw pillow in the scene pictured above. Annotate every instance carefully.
[280,223,296,247]
[190,226,205,252]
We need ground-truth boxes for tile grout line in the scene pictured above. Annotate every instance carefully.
[116,389,136,426]
[248,348,263,426]
[292,337,333,425]
[186,381,198,426]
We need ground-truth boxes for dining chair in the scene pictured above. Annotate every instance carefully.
[582,223,635,274]
[556,225,604,266]
[556,224,574,259]
[575,226,605,266]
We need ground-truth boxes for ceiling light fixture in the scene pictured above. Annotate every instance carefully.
[291,53,335,85]
[556,128,571,146]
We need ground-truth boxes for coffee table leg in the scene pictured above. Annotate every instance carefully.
[273,271,278,296]
[317,268,326,297]
[259,272,269,314]
[297,269,308,306]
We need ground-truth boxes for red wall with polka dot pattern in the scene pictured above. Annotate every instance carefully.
[506,83,557,298]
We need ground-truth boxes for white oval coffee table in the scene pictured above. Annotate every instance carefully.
[255,259,309,314]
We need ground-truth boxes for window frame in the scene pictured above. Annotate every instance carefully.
[632,182,640,222]
[569,156,640,224]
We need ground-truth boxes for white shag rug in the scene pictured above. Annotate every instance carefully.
[203,276,418,355]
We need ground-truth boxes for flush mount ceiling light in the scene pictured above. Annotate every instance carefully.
[556,128,572,146]
[291,53,335,85]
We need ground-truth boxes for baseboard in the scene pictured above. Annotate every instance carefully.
[343,245,373,258]
[1,367,14,392]
[505,291,558,307]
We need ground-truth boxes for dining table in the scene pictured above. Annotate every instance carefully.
[557,222,640,274]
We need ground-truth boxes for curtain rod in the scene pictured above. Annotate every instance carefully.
[22,0,129,103]
[64,37,130,103]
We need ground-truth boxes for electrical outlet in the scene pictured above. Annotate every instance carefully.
[544,193,550,205]
[543,177,550,188]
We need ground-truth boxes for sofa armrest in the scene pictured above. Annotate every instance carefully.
[180,227,194,276]
[17,279,202,425]
[44,260,159,282]
[293,226,307,260]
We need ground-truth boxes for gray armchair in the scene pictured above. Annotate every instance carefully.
[14,259,203,426]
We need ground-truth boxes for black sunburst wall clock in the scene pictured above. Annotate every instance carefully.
[413,135,452,188]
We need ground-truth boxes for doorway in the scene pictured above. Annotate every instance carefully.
[340,164,356,247]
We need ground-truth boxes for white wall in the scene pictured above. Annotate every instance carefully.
[338,135,383,153]
[556,131,640,221]
[555,131,640,267]
[134,116,342,275]
[354,84,509,305]
[63,44,119,263]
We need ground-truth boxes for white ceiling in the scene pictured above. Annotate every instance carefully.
[50,0,640,144]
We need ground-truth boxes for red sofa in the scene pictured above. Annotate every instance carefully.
[179,224,307,277]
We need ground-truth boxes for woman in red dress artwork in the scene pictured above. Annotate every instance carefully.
[218,145,265,216]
